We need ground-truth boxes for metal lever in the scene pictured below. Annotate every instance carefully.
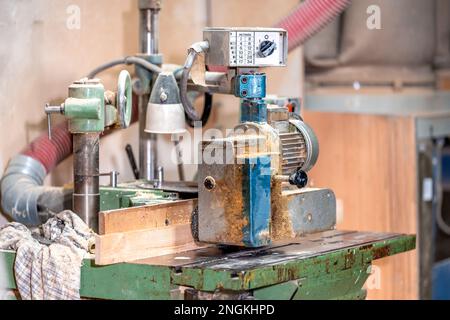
[125,144,139,179]
[94,171,120,187]
[44,103,64,139]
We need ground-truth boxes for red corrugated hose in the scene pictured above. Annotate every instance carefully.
[276,0,351,51]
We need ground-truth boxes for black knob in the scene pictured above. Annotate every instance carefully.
[258,40,276,58]
[289,169,308,188]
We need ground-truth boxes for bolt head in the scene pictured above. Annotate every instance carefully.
[160,90,168,102]
[204,176,216,191]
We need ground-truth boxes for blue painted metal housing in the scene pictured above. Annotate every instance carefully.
[234,73,266,99]
[241,156,272,247]
[240,99,267,123]
[236,73,268,123]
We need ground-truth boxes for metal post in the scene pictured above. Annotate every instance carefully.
[140,7,159,55]
[73,133,100,232]
[150,9,159,54]
[138,1,161,181]
[139,95,157,181]
[110,170,119,188]
[174,138,185,181]
[157,166,164,187]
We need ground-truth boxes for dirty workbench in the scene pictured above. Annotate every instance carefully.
[0,230,415,300]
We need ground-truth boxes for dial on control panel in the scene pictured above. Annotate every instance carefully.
[258,40,276,58]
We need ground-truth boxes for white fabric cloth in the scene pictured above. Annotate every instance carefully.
[0,211,94,300]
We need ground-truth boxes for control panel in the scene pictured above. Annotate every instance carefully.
[203,27,287,67]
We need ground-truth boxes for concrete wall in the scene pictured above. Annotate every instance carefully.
[0,0,303,224]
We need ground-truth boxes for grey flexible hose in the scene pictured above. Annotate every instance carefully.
[180,50,201,122]
[1,155,70,226]
[179,41,210,123]
[87,56,162,79]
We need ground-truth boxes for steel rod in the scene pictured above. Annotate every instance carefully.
[73,133,100,232]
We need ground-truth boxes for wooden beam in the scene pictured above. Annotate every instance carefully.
[98,199,196,235]
[95,223,202,265]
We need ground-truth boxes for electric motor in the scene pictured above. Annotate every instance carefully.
[266,105,319,176]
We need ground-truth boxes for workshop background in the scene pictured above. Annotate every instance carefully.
[1,0,450,300]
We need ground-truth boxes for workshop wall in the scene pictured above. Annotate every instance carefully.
[0,0,302,222]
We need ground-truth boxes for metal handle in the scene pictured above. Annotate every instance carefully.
[93,171,120,187]
[44,103,64,140]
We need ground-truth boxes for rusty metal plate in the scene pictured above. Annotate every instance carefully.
[133,230,408,270]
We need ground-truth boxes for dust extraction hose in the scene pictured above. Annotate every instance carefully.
[22,121,72,173]
[1,122,73,225]
[275,0,351,51]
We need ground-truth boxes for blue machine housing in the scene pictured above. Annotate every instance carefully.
[240,99,267,123]
[236,73,268,123]
[241,156,272,247]
[234,73,266,99]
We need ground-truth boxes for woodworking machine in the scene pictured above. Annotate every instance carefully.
[0,0,417,300]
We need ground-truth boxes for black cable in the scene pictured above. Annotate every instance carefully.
[87,56,162,79]
[88,49,213,127]
[125,144,139,179]
[180,50,202,122]
[186,92,213,128]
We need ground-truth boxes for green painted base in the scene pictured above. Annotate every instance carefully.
[0,233,415,300]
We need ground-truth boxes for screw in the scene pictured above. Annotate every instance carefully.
[241,90,247,96]
[204,176,216,191]
[241,77,248,84]
[160,90,168,102]
[307,213,313,222]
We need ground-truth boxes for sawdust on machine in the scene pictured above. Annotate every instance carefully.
[216,164,247,245]
[271,181,295,241]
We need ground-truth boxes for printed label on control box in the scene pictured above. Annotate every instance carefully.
[229,31,284,67]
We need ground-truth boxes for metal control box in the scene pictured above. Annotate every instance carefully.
[203,27,288,67]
